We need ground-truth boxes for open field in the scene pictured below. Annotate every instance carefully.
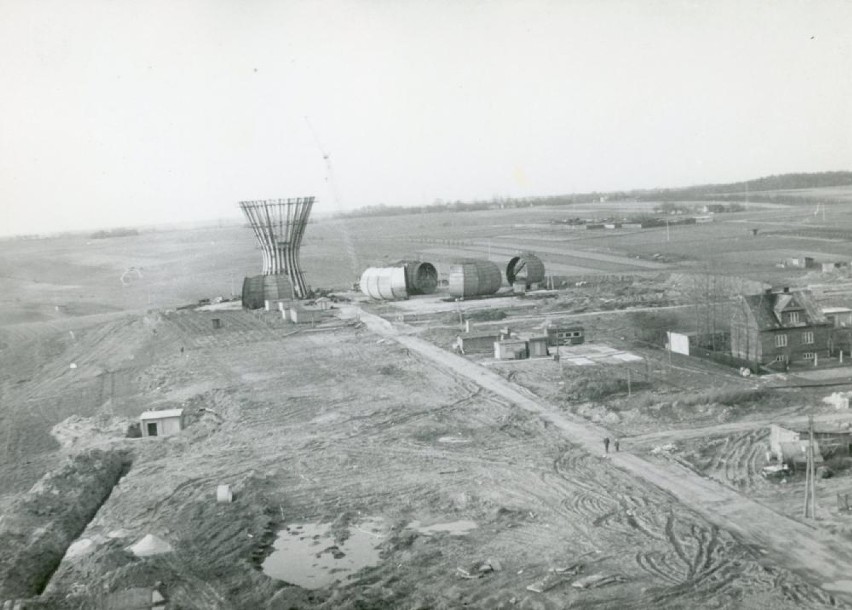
[4,191,852,607]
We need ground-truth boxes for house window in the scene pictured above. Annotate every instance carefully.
[803,331,814,345]
[775,354,788,363]
[775,334,788,348]
[788,312,800,324]
[803,352,815,360]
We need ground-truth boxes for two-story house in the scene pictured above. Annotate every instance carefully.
[730,288,832,368]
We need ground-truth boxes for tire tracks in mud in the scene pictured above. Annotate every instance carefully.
[351,307,852,605]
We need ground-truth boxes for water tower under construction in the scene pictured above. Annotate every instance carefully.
[239,197,314,309]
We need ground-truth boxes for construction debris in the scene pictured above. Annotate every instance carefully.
[572,573,624,589]
[126,534,173,558]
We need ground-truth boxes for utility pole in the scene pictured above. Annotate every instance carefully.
[665,219,670,242]
[627,367,632,396]
[802,414,818,519]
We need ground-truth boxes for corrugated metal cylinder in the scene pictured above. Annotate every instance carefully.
[359,267,408,300]
[448,259,503,297]
[506,253,545,286]
[403,261,438,295]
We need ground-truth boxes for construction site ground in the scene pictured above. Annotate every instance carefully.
[0,301,850,608]
[5,202,852,608]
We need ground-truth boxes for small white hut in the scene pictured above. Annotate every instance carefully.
[140,409,184,437]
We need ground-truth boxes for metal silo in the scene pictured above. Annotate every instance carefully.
[506,252,546,287]
[448,259,503,297]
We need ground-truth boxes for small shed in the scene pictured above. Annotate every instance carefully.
[456,330,501,354]
[495,338,528,360]
[289,306,329,325]
[140,409,184,437]
[824,307,852,328]
[528,336,549,358]
[667,331,695,356]
[546,325,585,347]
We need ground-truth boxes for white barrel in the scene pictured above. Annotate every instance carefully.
[216,484,233,503]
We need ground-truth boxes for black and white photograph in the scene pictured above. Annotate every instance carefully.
[2,1,852,608]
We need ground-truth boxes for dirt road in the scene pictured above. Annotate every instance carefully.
[627,412,852,447]
[349,306,852,601]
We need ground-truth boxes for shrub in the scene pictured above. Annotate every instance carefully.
[467,309,506,322]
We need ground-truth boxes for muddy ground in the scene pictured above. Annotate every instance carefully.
[0,307,846,608]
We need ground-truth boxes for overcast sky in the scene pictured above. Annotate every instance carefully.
[1,0,851,235]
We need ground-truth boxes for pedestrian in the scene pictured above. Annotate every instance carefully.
[603,437,610,454]
[614,438,620,452]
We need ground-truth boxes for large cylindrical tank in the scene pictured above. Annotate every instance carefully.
[394,260,439,295]
[448,259,503,297]
[506,253,546,286]
[242,275,295,309]
[359,267,408,300]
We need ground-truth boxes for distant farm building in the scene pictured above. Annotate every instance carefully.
[546,325,585,347]
[140,409,184,438]
[730,288,831,368]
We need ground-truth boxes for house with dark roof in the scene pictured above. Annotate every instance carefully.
[730,288,832,368]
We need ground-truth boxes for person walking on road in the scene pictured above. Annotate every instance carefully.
[603,437,610,454]
[614,438,620,452]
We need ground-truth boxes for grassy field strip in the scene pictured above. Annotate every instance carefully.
[351,306,852,602]
[467,239,669,270]
[423,244,647,274]
[420,246,606,275]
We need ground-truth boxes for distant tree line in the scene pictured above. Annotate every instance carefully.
[336,171,852,220]
[89,228,139,239]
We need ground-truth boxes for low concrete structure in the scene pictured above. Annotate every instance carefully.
[456,330,502,354]
[494,338,528,360]
[288,306,331,325]
[139,409,184,437]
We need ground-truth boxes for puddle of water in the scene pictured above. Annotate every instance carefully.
[408,520,478,536]
[822,580,852,593]
[262,518,384,589]
[437,436,471,444]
